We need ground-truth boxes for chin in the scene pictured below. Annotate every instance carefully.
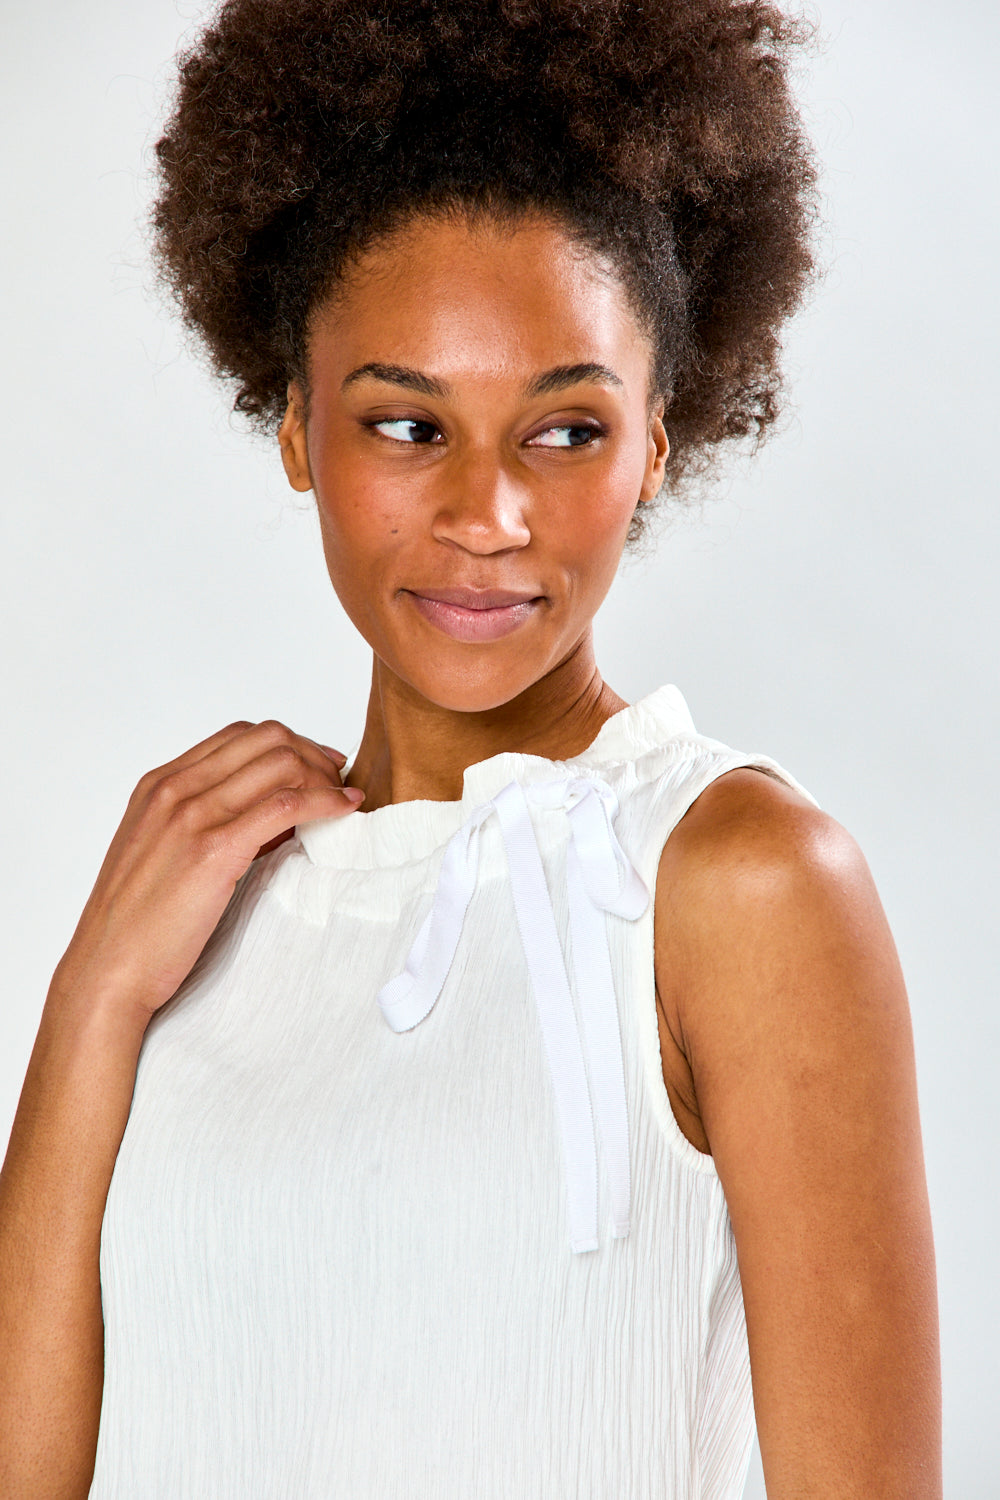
[396,653,551,716]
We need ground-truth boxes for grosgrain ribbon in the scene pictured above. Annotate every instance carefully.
[376,775,649,1253]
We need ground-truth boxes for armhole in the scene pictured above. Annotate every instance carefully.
[630,746,820,1178]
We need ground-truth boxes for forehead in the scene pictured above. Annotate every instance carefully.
[308,212,652,395]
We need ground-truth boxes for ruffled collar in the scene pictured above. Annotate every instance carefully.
[294,682,696,871]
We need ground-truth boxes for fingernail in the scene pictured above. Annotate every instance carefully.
[342,786,365,804]
[321,744,348,766]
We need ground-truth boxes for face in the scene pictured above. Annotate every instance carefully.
[279,211,668,714]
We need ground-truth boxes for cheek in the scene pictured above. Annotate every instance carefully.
[307,415,390,546]
[550,450,643,574]
[312,453,408,566]
[558,515,630,602]
[310,471,423,654]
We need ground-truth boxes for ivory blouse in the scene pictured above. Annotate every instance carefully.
[90,684,816,1498]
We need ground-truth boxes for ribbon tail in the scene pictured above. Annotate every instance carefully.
[376,819,483,1033]
[566,839,632,1238]
[377,905,436,1031]
[493,781,600,1254]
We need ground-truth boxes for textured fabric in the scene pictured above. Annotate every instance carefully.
[376,772,648,1253]
[91,684,817,1499]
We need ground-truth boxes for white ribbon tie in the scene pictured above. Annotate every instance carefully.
[376,776,649,1254]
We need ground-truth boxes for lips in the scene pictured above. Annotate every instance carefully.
[408,586,543,610]
[403,585,545,643]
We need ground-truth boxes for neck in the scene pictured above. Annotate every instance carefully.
[345,641,627,811]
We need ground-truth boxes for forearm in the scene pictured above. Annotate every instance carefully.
[0,976,148,1499]
[0,721,352,1496]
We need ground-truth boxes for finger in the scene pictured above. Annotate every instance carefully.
[206,781,365,862]
[190,743,357,824]
[213,722,350,785]
[252,776,359,857]
[136,720,257,790]
[146,722,349,806]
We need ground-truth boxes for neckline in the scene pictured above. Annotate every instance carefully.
[294,682,696,870]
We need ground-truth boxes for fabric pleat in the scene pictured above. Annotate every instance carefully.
[90,684,818,1499]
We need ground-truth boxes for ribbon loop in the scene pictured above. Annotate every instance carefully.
[375,774,648,1252]
[377,804,493,1033]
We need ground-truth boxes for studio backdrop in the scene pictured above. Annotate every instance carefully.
[1,1,996,1493]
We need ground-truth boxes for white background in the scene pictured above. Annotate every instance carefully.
[1,1,996,1492]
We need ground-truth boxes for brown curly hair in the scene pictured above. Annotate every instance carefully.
[152,0,817,537]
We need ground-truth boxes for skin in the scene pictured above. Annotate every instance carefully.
[654,770,940,1494]
[280,210,941,1495]
[0,208,940,1497]
[0,722,360,1498]
[278,211,669,808]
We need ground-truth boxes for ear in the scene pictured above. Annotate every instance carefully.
[278,383,313,492]
[638,405,669,504]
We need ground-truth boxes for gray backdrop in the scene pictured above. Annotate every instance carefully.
[1,2,995,1493]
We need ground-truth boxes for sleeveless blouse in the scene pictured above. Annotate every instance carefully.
[91,684,817,1498]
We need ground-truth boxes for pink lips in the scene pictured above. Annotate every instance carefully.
[405,586,545,642]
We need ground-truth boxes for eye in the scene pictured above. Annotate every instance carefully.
[529,424,602,448]
[371,418,441,444]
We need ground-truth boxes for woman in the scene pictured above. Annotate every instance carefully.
[0,1,940,1496]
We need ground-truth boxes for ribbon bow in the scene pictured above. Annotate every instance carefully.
[376,776,649,1253]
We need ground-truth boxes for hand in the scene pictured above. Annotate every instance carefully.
[51,720,363,1026]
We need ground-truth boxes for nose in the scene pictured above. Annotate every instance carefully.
[431,447,532,555]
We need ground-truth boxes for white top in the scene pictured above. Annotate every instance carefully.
[91,684,817,1499]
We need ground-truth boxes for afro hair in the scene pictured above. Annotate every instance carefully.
[152,0,818,535]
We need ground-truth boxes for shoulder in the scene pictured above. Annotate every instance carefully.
[658,763,856,892]
[652,763,905,1149]
[651,768,940,1494]
[654,764,874,971]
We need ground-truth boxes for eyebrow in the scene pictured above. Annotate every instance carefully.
[340,360,624,399]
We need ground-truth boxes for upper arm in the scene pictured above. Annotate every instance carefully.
[654,769,941,1499]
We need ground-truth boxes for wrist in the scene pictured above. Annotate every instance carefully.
[44,966,153,1055]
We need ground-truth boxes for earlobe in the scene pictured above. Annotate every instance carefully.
[278,385,314,493]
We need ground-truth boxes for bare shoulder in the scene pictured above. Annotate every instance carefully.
[652,766,877,1152]
[653,766,941,1495]
[653,763,888,1033]
[657,764,860,901]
